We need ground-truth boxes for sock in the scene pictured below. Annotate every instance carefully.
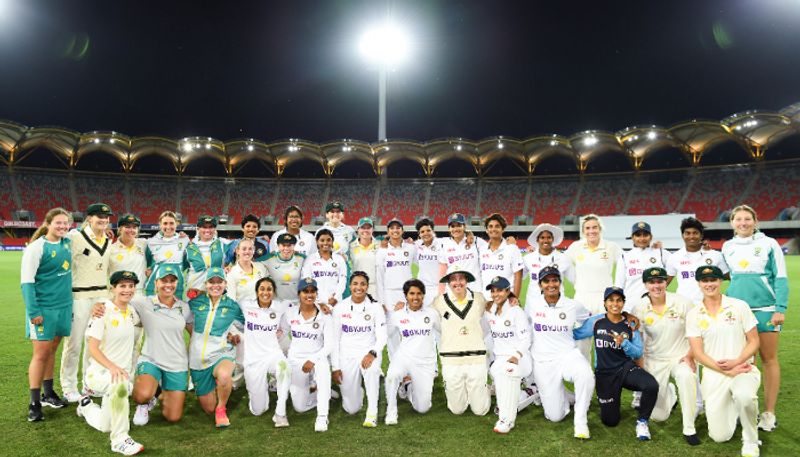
[30,388,41,406]
[42,379,55,397]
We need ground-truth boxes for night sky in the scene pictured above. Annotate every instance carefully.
[1,0,798,143]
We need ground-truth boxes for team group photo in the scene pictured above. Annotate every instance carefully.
[2,1,799,456]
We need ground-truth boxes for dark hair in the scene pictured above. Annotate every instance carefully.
[415,218,434,232]
[483,213,507,229]
[315,228,333,240]
[254,277,277,295]
[241,214,261,228]
[284,205,303,225]
[402,278,426,296]
[350,270,370,284]
[680,217,705,236]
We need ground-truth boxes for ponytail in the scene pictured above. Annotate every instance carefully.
[31,208,72,242]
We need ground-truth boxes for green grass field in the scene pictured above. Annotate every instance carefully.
[1,252,797,456]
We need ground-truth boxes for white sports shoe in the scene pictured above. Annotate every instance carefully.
[76,396,93,417]
[635,419,651,441]
[493,419,513,434]
[741,440,761,457]
[132,404,150,426]
[385,411,398,425]
[574,423,590,440]
[272,414,289,428]
[64,391,82,403]
[111,437,144,456]
[758,411,777,432]
[314,415,328,432]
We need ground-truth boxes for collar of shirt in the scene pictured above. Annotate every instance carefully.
[83,225,106,244]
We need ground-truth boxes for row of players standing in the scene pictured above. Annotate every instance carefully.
[22,201,787,455]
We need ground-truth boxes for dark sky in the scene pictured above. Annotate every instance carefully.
[1,0,798,143]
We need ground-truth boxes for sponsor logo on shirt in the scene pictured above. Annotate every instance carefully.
[401,328,431,337]
[341,324,372,333]
[246,322,278,332]
[291,330,318,340]
[533,322,570,332]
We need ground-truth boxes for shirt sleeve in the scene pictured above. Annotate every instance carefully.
[715,250,730,275]
[767,238,789,314]
[225,270,239,302]
[85,314,106,342]
[685,309,701,338]
[613,250,626,289]
[337,255,349,302]
[573,313,602,340]
[375,249,386,304]
[20,240,45,319]
[741,302,758,333]
[372,304,388,354]
[561,254,577,285]
[621,330,644,359]
[665,254,677,276]
[513,307,531,357]
[510,245,524,273]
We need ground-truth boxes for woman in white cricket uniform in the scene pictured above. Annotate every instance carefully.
[77,271,143,456]
[478,214,523,301]
[522,223,575,302]
[376,218,415,357]
[350,217,379,296]
[483,276,532,434]
[109,214,147,297]
[317,201,355,259]
[413,218,442,307]
[686,265,761,457]
[21,208,73,421]
[565,214,622,360]
[331,272,388,427]
[240,277,291,427]
[144,211,188,298]
[722,205,788,432]
[184,215,231,298]
[384,279,439,425]
[286,278,334,432]
[527,266,594,440]
[632,267,699,445]
[301,229,349,307]
[615,222,671,308]
[438,213,485,293]
[226,239,267,302]
[62,203,114,403]
[666,217,729,303]
[270,205,317,258]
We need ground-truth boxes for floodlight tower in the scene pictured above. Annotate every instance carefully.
[359,23,410,141]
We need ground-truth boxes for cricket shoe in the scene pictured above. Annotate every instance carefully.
[28,403,44,422]
[574,423,590,440]
[111,437,144,456]
[493,419,514,434]
[635,419,651,441]
[272,414,289,428]
[41,393,66,409]
[315,415,328,432]
[758,412,777,432]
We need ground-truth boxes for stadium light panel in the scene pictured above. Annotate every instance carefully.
[359,23,410,68]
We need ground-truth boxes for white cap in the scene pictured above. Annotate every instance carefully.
[527,223,564,248]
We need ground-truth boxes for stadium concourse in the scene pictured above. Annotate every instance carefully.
[1,101,800,249]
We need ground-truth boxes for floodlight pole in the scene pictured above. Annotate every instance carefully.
[378,66,387,141]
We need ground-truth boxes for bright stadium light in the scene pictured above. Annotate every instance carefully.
[358,22,411,141]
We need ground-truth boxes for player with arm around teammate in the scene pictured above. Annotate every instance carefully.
[240,277,291,427]
[615,222,671,308]
[224,214,270,266]
[301,228,349,307]
[632,267,700,445]
[331,272,388,427]
[687,265,761,457]
[270,205,317,257]
[484,276,532,434]
[522,223,575,299]
[384,279,439,425]
[22,208,73,421]
[527,266,595,439]
[478,214,524,301]
[286,278,334,432]
[76,271,143,456]
[665,217,729,303]
[412,218,442,307]
[574,287,659,441]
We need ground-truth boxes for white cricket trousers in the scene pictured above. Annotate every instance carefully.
[702,367,760,444]
[441,362,490,415]
[81,367,132,446]
[61,296,105,393]
[385,355,435,417]
[338,355,382,418]
[490,356,532,425]
[646,358,697,435]
[289,356,331,416]
[573,291,604,363]
[245,351,290,417]
[533,348,594,429]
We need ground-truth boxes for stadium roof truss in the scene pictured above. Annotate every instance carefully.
[1,101,798,176]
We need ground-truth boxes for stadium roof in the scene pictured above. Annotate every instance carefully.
[1,101,799,177]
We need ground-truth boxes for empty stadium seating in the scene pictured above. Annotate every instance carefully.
[682,167,752,221]
[626,172,689,215]
[179,179,227,225]
[574,175,634,217]
[227,179,277,223]
[128,176,179,223]
[16,170,72,219]
[428,180,478,224]
[529,179,577,224]
[479,179,527,221]
[327,180,375,225]
[376,180,427,225]
[273,181,327,224]
[745,166,800,221]
[0,172,15,220]
[74,173,126,216]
